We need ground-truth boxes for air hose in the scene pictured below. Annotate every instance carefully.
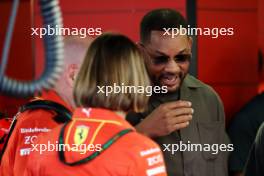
[0,0,64,98]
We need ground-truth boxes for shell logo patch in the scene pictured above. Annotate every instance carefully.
[74,125,89,145]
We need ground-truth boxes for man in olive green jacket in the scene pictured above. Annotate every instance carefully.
[126,9,230,176]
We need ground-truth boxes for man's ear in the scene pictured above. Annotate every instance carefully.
[66,64,78,87]
[188,36,193,50]
[136,42,152,65]
[136,42,146,53]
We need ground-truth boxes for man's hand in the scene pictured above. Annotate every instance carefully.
[135,101,193,138]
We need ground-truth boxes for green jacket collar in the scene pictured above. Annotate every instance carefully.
[182,74,203,88]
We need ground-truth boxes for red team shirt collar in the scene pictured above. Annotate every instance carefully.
[72,107,135,130]
[40,90,73,111]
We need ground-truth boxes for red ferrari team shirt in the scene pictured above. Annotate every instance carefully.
[24,108,167,176]
[0,118,11,153]
[0,90,72,176]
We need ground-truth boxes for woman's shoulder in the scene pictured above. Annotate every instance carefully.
[122,131,161,151]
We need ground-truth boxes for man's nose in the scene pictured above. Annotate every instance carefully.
[164,58,181,73]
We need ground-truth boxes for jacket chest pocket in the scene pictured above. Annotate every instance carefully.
[180,121,228,176]
[195,121,227,176]
[197,121,225,159]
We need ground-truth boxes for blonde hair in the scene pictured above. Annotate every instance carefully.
[74,33,150,112]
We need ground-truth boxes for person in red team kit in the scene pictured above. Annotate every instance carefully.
[0,36,92,176]
[23,33,167,176]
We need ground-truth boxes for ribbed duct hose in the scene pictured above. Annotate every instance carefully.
[0,0,64,98]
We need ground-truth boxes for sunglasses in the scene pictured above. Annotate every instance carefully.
[152,54,191,65]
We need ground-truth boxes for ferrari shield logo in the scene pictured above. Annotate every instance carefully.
[74,125,89,145]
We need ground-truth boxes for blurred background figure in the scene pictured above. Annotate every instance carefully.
[228,92,264,176]
[244,122,264,176]
[228,49,264,176]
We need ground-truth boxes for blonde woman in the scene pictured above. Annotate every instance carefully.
[23,33,167,176]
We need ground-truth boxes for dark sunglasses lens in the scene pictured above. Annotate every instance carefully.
[153,56,168,65]
[175,54,191,63]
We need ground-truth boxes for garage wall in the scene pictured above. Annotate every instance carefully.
[197,0,259,124]
[0,0,262,123]
[33,0,186,77]
[0,0,34,117]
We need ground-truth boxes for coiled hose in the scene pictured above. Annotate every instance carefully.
[0,0,64,98]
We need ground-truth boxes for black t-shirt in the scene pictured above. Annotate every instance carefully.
[244,122,264,176]
[227,93,264,173]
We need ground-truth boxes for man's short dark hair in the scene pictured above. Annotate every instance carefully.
[140,8,187,43]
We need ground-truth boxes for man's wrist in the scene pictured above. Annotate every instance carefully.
[135,122,155,138]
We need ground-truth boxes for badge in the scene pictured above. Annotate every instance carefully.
[74,125,89,145]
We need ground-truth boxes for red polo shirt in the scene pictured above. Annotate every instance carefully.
[0,90,72,176]
[0,118,11,153]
